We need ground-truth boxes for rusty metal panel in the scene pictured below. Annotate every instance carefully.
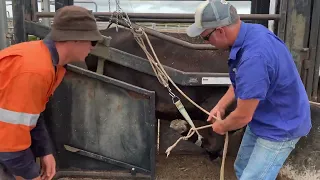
[305,0,320,101]
[284,0,312,77]
[91,46,231,86]
[276,0,288,41]
[12,0,26,44]
[44,65,156,179]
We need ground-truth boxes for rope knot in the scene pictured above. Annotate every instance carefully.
[181,136,189,141]
[131,27,144,38]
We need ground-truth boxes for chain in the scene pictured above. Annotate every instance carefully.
[116,0,120,31]
[108,0,111,12]
[107,0,133,31]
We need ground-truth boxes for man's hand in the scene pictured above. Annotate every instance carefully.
[211,111,226,135]
[207,105,225,123]
[211,98,259,134]
[40,154,56,180]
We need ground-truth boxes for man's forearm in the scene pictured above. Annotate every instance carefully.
[221,109,251,132]
[217,85,236,110]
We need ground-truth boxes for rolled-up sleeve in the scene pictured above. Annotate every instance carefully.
[235,54,271,100]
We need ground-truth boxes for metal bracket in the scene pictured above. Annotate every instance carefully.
[301,48,310,69]
[63,144,150,175]
[94,36,112,74]
[96,58,106,74]
[130,167,137,176]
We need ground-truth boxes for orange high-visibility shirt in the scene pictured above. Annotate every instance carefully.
[0,40,66,152]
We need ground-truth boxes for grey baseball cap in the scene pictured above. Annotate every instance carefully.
[187,0,239,37]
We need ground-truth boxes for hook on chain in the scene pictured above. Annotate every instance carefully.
[107,0,134,32]
[167,86,180,104]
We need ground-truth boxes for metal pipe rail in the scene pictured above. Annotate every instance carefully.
[96,17,196,23]
[36,12,281,20]
[108,18,218,50]
[36,12,281,50]
[96,17,275,23]
[74,1,98,12]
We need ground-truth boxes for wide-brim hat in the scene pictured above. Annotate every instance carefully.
[50,5,103,42]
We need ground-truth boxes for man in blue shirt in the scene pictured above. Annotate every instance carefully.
[187,0,312,179]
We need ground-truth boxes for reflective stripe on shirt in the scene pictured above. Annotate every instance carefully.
[0,108,39,126]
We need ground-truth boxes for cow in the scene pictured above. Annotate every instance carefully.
[169,118,244,161]
[169,119,225,160]
[84,26,240,159]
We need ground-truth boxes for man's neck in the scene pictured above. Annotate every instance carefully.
[228,21,241,46]
[55,42,69,66]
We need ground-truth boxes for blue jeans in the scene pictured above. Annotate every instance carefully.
[234,126,300,180]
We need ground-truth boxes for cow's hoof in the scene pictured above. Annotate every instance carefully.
[170,119,189,134]
[208,152,221,161]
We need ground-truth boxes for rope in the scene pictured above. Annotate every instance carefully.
[133,29,207,134]
[309,100,320,106]
[132,29,229,180]
[165,124,212,157]
[106,6,228,179]
[132,28,206,146]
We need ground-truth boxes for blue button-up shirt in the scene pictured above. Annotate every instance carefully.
[228,21,312,141]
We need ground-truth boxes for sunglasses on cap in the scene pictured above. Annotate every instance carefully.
[91,41,98,46]
[202,29,216,41]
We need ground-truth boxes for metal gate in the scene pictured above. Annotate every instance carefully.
[44,65,156,179]
[304,0,320,101]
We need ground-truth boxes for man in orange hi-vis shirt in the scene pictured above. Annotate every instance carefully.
[0,5,102,180]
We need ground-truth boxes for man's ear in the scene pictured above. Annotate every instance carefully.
[215,27,225,36]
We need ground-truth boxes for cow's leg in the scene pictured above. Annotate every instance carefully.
[169,119,224,161]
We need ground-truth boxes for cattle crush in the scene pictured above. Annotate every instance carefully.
[2,0,320,179]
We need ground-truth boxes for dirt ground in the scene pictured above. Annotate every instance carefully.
[58,154,237,180]
[57,154,292,180]
[155,154,237,180]
[155,154,292,180]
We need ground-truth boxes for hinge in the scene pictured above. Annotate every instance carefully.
[301,48,310,69]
